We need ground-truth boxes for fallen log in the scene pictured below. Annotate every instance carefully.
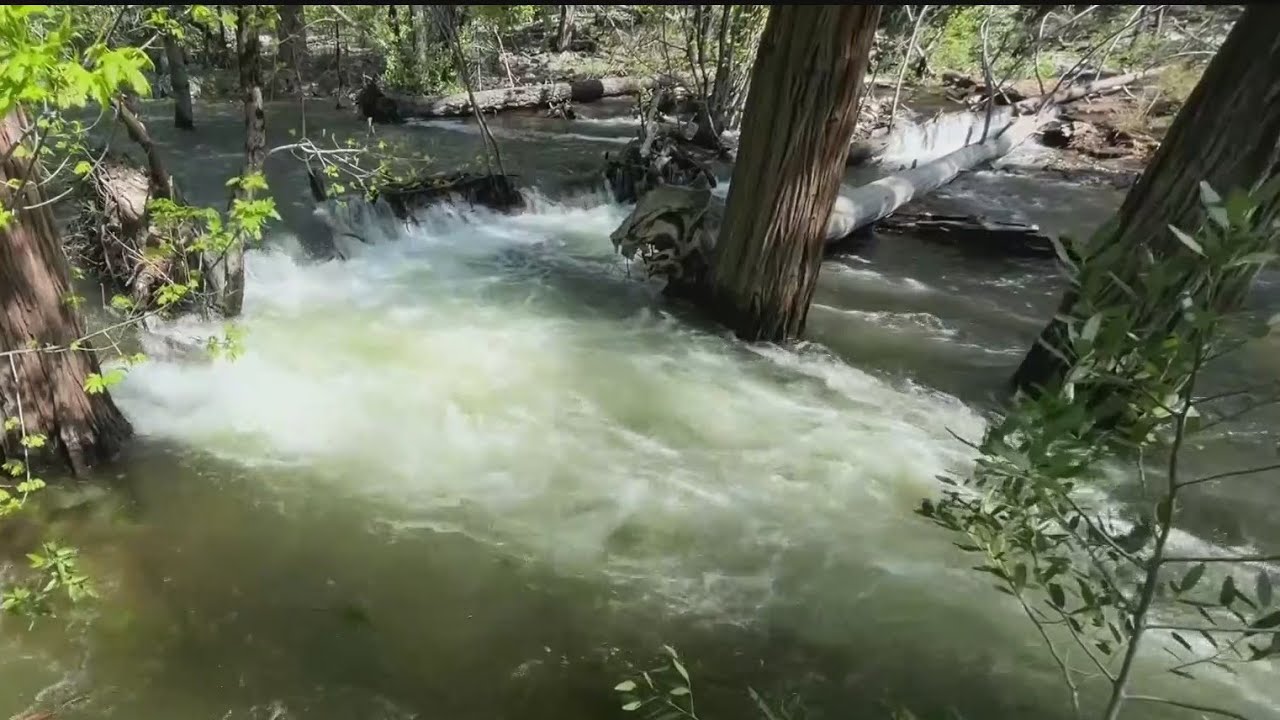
[1010,66,1166,113]
[358,76,657,123]
[832,115,1042,234]
[613,116,1044,291]
[851,66,1165,167]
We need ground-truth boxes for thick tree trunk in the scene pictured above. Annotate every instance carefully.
[706,6,882,342]
[0,109,132,476]
[275,4,307,94]
[358,76,655,122]
[1013,7,1280,394]
[553,6,576,52]
[163,28,195,129]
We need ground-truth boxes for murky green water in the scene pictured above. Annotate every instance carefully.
[2,101,1279,720]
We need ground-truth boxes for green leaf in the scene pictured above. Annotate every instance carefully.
[1168,225,1204,256]
[670,657,690,685]
[1048,583,1065,609]
[1170,632,1192,653]
[1207,205,1230,230]
[621,701,642,712]
[1081,313,1102,343]
[1199,181,1221,207]
[73,160,93,176]
[1258,572,1273,608]
[3,417,19,432]
[669,687,690,697]
[1180,563,1206,593]
[614,681,636,692]
[1227,251,1279,268]
[1246,609,1280,636]
[1220,576,1238,606]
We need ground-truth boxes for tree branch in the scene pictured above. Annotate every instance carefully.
[1180,463,1280,489]
[1123,695,1253,720]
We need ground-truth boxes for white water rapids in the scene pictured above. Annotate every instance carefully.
[81,189,1279,720]
[112,193,989,617]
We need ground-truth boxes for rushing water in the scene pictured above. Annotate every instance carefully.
[2,101,1279,720]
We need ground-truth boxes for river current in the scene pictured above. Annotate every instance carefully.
[2,101,1278,720]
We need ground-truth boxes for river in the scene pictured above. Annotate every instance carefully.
[2,99,1278,720]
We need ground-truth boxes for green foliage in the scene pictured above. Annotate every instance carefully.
[920,179,1280,718]
[0,5,151,118]
[614,646,699,720]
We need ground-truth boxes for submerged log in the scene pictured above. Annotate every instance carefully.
[358,76,657,123]
[371,172,524,219]
[312,171,526,258]
[875,211,1055,257]
[613,117,1043,291]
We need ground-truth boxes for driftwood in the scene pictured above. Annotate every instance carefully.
[358,76,657,123]
[604,132,718,204]
[68,154,200,313]
[876,211,1055,257]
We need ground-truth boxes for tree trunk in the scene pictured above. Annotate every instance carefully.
[707,6,883,342]
[216,5,230,67]
[206,4,267,319]
[163,23,195,129]
[358,76,655,122]
[275,4,307,94]
[553,5,576,52]
[334,19,344,109]
[1013,6,1280,394]
[0,109,132,476]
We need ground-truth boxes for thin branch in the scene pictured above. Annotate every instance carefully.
[1147,624,1280,635]
[1180,463,1280,490]
[1015,593,1082,720]
[1123,695,1252,720]
[1161,553,1280,565]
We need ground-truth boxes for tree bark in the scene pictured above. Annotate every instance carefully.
[275,4,307,94]
[553,5,576,52]
[163,21,195,129]
[706,6,883,342]
[0,109,132,476]
[358,76,655,122]
[206,4,267,318]
[1013,6,1280,394]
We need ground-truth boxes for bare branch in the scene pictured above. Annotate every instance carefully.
[1180,463,1280,490]
[1123,694,1253,720]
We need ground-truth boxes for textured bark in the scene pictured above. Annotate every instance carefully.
[553,5,576,52]
[707,6,883,342]
[275,4,307,94]
[0,109,132,476]
[205,4,266,318]
[358,76,655,122]
[1014,6,1280,394]
[163,26,194,129]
